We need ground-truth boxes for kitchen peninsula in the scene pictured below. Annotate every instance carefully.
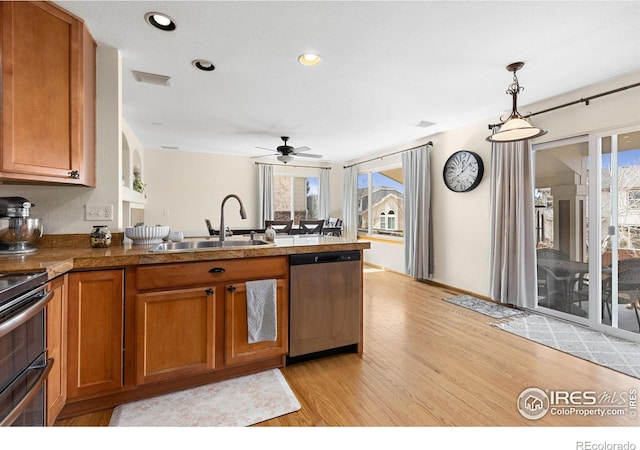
[0,234,369,422]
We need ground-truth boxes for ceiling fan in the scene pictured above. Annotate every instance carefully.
[253,136,322,163]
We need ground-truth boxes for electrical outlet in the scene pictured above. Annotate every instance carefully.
[85,204,114,221]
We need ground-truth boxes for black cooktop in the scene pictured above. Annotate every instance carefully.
[0,272,48,304]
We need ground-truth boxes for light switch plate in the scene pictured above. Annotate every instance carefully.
[85,204,114,221]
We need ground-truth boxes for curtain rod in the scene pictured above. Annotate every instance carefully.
[343,141,433,169]
[488,81,640,129]
[254,162,331,170]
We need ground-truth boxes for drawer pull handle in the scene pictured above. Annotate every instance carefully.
[209,267,226,274]
[205,288,214,296]
[226,285,236,293]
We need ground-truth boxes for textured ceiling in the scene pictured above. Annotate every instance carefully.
[56,1,640,163]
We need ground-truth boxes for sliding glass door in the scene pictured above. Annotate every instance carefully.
[596,128,640,336]
[533,136,590,324]
[533,127,640,341]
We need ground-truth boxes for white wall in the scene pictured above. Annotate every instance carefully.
[142,152,344,236]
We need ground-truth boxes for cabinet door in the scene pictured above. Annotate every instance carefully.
[46,275,67,426]
[135,287,216,385]
[224,279,288,366]
[67,270,124,399]
[0,2,96,186]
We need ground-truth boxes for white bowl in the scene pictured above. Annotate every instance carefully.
[125,225,170,245]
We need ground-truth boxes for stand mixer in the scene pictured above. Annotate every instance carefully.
[0,197,44,254]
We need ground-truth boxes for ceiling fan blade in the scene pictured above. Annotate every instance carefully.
[293,146,311,152]
[293,152,323,159]
[255,146,276,152]
[251,153,278,159]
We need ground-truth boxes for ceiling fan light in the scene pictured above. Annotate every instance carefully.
[277,154,294,164]
[487,117,547,143]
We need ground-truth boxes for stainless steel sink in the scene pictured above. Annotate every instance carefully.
[150,239,270,252]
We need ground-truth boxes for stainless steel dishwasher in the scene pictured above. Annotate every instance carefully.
[288,250,362,363]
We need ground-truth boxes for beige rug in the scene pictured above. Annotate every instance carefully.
[109,369,300,427]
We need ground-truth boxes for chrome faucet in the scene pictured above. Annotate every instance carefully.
[219,194,247,242]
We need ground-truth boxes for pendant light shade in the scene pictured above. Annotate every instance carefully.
[487,62,547,143]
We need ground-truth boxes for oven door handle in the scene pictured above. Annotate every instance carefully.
[0,358,53,427]
[0,289,54,339]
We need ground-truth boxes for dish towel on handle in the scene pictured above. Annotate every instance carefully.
[246,279,277,343]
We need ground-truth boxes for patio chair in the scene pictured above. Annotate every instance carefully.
[602,265,640,332]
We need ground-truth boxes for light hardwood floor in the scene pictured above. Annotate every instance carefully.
[56,269,639,427]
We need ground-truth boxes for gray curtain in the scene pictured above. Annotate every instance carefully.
[318,168,331,221]
[257,163,274,226]
[343,166,359,240]
[488,136,537,308]
[402,144,433,279]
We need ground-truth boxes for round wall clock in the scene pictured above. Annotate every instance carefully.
[443,150,484,192]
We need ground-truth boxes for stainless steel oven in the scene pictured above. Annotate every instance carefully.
[0,272,53,426]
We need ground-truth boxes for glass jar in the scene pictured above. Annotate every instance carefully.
[90,225,112,248]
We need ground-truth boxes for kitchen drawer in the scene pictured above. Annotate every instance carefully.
[136,256,288,290]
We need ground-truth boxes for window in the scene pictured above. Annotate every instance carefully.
[358,166,404,237]
[387,210,396,230]
[274,175,319,224]
[379,212,386,229]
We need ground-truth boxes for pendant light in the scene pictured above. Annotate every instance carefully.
[486,62,547,143]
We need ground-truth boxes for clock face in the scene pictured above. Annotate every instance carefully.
[443,150,484,192]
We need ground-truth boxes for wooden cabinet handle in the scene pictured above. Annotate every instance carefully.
[205,288,214,296]
[226,285,236,293]
[209,267,225,274]
[69,170,80,179]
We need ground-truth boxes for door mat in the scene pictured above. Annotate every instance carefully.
[109,369,300,427]
[443,294,525,319]
[493,314,640,379]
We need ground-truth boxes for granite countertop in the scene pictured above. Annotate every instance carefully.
[0,234,370,279]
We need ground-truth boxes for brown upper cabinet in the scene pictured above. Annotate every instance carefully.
[0,1,96,186]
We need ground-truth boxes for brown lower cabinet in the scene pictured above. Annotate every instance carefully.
[66,269,124,400]
[58,257,289,419]
[135,287,217,385]
[46,275,67,426]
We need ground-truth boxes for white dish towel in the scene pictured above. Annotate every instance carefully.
[246,279,277,343]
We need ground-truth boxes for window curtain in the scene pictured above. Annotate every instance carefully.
[343,166,359,240]
[257,163,274,226]
[318,168,331,221]
[488,136,537,308]
[402,144,433,279]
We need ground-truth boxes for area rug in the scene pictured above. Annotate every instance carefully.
[443,294,525,319]
[109,369,301,427]
[493,314,640,379]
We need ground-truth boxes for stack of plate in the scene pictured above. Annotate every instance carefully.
[125,225,170,245]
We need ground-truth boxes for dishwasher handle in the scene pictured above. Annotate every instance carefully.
[290,250,360,266]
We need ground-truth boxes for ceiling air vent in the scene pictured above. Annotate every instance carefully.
[132,70,171,86]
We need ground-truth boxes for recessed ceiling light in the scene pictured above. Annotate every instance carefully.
[298,53,321,66]
[144,12,176,31]
[192,59,215,72]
